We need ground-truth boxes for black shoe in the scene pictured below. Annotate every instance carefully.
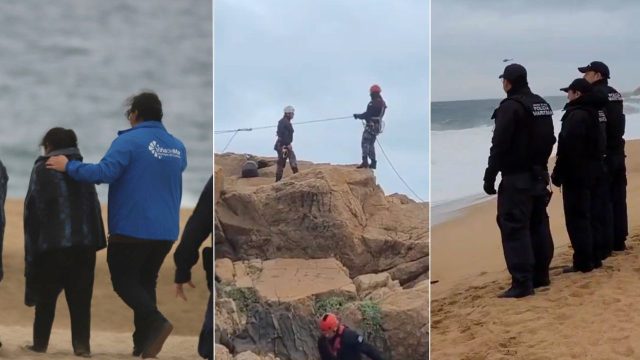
[613,244,627,251]
[369,160,377,169]
[356,163,369,169]
[74,350,91,358]
[533,278,550,288]
[563,266,593,274]
[498,286,534,299]
[23,345,46,353]
[141,320,173,359]
[593,260,603,269]
[132,347,142,357]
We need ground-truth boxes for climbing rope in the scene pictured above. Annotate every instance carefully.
[214,114,426,202]
[375,139,425,203]
[214,115,352,134]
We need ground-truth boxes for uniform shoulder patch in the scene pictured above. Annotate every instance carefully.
[609,92,623,102]
[357,335,364,343]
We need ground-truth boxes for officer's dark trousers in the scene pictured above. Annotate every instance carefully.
[497,173,554,287]
[33,247,95,353]
[107,238,173,351]
[608,154,628,250]
[593,170,613,259]
[562,183,603,271]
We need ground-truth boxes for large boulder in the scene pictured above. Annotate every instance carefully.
[232,302,319,360]
[379,281,429,360]
[218,258,357,302]
[215,153,428,283]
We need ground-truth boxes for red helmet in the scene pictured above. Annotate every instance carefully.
[369,84,381,93]
[319,313,339,332]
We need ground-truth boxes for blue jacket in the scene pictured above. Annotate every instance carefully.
[66,121,187,241]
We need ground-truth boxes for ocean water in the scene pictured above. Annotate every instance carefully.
[432,94,640,223]
[0,1,212,206]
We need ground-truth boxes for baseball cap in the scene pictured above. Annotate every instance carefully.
[498,64,527,81]
[560,78,593,93]
[578,61,610,79]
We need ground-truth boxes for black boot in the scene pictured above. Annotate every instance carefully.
[291,166,299,174]
[369,160,377,169]
[533,276,550,288]
[498,283,534,298]
[356,157,369,169]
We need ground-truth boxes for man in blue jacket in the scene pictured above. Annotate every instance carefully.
[47,92,187,358]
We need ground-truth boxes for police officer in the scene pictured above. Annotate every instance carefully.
[317,313,385,360]
[483,64,556,298]
[274,105,299,182]
[353,85,387,169]
[580,61,627,251]
[551,79,608,273]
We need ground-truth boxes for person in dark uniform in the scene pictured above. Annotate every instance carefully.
[551,79,608,273]
[274,105,298,182]
[174,176,213,360]
[0,159,7,350]
[483,64,556,298]
[353,85,387,169]
[317,313,385,360]
[580,61,627,251]
[24,128,107,357]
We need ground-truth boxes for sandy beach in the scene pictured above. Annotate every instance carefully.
[0,200,210,359]
[431,139,640,359]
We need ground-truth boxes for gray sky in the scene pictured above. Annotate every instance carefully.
[215,0,429,200]
[432,0,640,101]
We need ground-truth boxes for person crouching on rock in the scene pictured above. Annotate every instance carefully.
[317,313,385,360]
[274,105,299,182]
[24,128,107,357]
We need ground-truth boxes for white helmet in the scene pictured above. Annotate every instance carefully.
[283,105,295,114]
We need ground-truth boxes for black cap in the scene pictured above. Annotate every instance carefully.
[498,63,527,81]
[578,61,610,79]
[560,78,593,93]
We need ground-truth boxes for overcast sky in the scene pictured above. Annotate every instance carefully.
[215,0,429,201]
[432,0,640,101]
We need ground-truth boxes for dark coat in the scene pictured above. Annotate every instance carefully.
[174,176,213,291]
[24,147,106,306]
[0,161,7,283]
[318,326,385,360]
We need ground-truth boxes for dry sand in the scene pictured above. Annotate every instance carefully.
[0,200,210,359]
[431,140,640,359]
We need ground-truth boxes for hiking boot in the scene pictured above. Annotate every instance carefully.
[369,160,377,169]
[533,277,550,288]
[132,347,142,357]
[141,320,173,359]
[498,285,534,299]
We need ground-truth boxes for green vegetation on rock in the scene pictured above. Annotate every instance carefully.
[226,287,259,314]
[359,300,384,337]
[314,296,350,315]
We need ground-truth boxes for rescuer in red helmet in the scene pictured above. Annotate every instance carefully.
[317,313,385,360]
[353,84,387,170]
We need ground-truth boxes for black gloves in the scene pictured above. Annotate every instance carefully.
[353,113,360,119]
[483,167,497,195]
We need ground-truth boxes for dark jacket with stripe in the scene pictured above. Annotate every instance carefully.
[24,147,106,306]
